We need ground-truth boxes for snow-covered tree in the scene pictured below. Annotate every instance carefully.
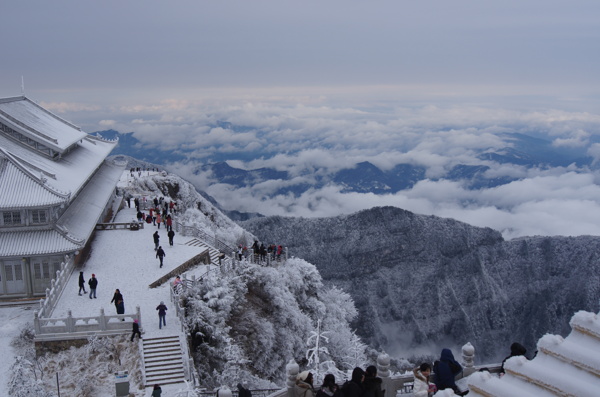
[8,356,55,397]
[306,319,330,382]
[179,256,362,388]
[341,331,368,370]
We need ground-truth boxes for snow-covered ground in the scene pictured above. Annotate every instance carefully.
[52,204,208,338]
[0,170,218,395]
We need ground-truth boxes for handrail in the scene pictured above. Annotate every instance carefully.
[37,254,75,318]
[175,221,236,257]
[34,306,142,340]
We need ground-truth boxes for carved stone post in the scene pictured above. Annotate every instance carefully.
[99,308,107,330]
[66,310,75,333]
[286,359,299,397]
[33,311,41,334]
[377,352,394,397]
[462,342,476,376]
[136,306,142,329]
[218,387,232,397]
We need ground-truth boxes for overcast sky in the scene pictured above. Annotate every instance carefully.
[2,1,600,105]
[3,1,600,238]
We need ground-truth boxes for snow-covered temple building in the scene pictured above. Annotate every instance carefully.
[0,95,124,298]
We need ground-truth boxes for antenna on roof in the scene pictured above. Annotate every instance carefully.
[21,76,25,96]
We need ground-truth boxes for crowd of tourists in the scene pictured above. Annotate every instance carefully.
[290,342,530,397]
[237,240,285,263]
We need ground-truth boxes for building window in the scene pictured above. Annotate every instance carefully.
[42,262,50,279]
[31,210,47,224]
[2,211,22,225]
[34,264,42,279]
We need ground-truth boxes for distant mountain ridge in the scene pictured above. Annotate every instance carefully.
[98,129,594,200]
[240,206,600,362]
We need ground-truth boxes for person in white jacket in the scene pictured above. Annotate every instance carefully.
[413,363,436,397]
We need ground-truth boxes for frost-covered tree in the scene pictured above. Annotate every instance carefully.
[179,257,363,388]
[341,331,368,370]
[306,319,330,382]
[8,356,55,397]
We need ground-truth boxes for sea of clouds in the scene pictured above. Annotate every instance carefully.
[44,89,600,239]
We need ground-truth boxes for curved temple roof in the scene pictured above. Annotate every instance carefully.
[0,96,87,153]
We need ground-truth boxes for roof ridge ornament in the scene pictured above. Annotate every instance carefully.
[54,224,85,246]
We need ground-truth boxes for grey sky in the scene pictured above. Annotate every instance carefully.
[3,0,600,238]
[2,0,600,103]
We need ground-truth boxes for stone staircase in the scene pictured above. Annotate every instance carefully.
[184,238,222,264]
[142,335,186,387]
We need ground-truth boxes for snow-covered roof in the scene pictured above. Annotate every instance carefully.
[0,160,124,257]
[0,96,86,153]
[56,160,125,241]
[0,229,80,257]
[0,117,117,204]
[0,148,69,209]
[468,310,600,396]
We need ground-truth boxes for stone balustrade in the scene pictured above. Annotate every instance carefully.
[34,306,142,341]
[37,254,75,318]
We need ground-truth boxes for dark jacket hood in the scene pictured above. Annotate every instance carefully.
[441,348,455,362]
[351,367,365,383]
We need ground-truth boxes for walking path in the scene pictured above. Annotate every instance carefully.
[52,205,209,340]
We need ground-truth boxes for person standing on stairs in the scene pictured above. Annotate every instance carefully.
[156,301,168,329]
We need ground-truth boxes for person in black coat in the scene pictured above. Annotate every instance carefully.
[500,342,527,374]
[362,365,384,397]
[341,367,365,397]
[168,229,175,246]
[153,231,160,250]
[433,348,463,395]
[110,289,125,316]
[156,246,166,267]
[88,274,98,299]
[78,271,87,296]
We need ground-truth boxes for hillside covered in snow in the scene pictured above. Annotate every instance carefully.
[116,164,367,386]
[240,206,600,363]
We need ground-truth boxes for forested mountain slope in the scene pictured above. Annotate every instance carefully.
[240,206,600,362]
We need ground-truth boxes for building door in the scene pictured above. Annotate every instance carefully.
[4,261,25,294]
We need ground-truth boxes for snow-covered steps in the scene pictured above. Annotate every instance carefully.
[184,239,222,264]
[142,335,186,387]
